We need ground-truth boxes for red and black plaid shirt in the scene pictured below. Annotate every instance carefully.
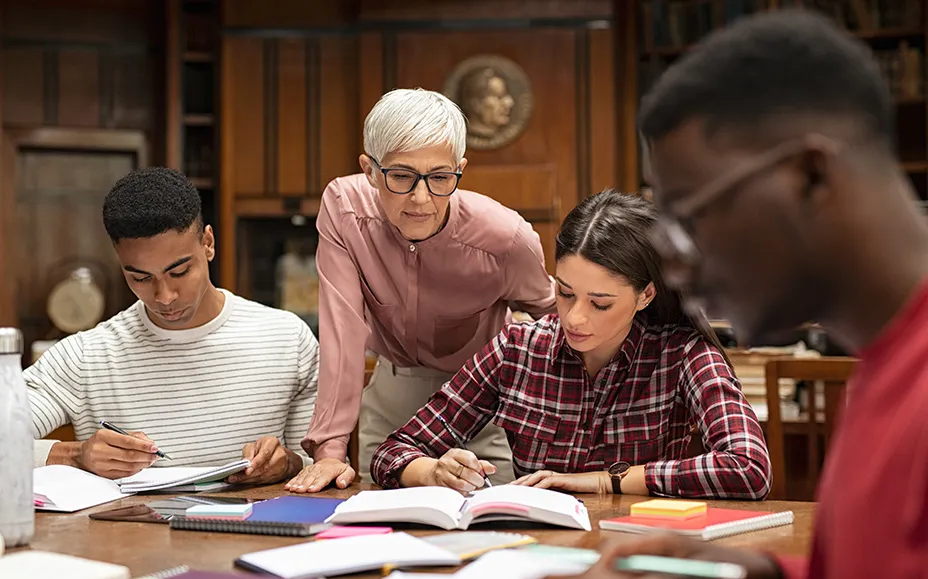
[371,314,771,499]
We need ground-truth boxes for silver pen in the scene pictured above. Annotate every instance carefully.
[435,413,492,488]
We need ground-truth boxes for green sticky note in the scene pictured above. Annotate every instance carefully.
[518,545,601,566]
[615,555,747,579]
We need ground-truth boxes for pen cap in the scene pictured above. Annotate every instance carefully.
[0,328,23,355]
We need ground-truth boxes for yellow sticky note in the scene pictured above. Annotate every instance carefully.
[630,499,708,519]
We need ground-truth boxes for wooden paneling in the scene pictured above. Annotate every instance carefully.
[223,0,360,29]
[0,20,7,326]
[2,48,44,126]
[58,50,100,127]
[220,35,240,294]
[359,33,385,121]
[2,0,156,45]
[462,165,558,214]
[1,0,158,133]
[224,36,361,200]
[276,39,308,195]
[0,139,11,328]
[614,0,639,191]
[109,52,154,130]
[165,0,182,169]
[224,36,266,196]
[588,27,617,194]
[359,0,611,21]
[319,37,361,189]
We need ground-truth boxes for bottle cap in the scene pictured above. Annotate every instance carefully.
[0,328,24,355]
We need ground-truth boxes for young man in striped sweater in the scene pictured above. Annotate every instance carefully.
[27,167,319,485]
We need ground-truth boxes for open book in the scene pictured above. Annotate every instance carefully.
[114,460,250,492]
[326,485,591,531]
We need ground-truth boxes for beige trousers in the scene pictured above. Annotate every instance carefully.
[358,356,515,485]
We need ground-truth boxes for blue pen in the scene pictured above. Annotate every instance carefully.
[100,421,171,460]
[435,413,492,488]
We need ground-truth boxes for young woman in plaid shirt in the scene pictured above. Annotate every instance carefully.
[371,190,771,499]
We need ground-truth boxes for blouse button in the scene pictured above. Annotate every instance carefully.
[409,244,416,252]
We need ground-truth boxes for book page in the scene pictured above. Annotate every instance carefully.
[463,486,590,530]
[465,485,581,514]
[328,487,466,529]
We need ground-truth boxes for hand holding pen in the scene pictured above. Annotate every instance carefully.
[434,413,495,491]
[100,421,172,459]
[71,422,171,480]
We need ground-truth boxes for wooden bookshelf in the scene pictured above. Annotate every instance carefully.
[631,0,928,207]
[167,0,221,278]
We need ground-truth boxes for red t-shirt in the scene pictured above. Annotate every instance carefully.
[778,279,928,578]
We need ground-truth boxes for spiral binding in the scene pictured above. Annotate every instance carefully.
[135,564,190,579]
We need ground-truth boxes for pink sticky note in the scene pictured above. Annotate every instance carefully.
[315,525,393,540]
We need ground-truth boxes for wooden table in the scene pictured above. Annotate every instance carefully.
[24,484,816,577]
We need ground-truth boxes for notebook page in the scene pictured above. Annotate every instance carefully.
[33,465,132,512]
[236,532,460,578]
[0,551,130,579]
[115,460,249,491]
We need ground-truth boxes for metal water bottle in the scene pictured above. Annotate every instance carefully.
[0,328,34,546]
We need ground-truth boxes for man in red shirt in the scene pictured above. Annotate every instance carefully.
[573,9,928,579]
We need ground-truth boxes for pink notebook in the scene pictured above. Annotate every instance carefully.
[599,508,794,540]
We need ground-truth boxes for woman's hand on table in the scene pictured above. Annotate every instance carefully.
[511,470,612,494]
[285,458,356,493]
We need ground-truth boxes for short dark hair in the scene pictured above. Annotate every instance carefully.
[638,10,895,147]
[103,167,203,242]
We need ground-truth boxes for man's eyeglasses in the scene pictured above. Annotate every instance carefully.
[370,157,463,197]
[648,134,841,268]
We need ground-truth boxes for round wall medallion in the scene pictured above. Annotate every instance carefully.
[443,54,533,151]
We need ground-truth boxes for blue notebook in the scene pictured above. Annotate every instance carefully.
[169,496,344,537]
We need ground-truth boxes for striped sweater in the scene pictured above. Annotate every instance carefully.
[27,289,318,468]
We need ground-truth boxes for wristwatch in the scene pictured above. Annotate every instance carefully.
[608,461,631,494]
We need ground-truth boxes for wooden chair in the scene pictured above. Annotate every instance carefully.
[764,357,857,500]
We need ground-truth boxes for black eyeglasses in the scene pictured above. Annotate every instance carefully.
[370,158,463,197]
[648,134,843,270]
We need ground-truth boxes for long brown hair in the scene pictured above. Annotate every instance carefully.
[555,189,730,361]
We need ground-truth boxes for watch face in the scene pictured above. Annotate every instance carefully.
[609,461,631,477]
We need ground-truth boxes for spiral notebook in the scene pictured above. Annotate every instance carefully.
[169,495,343,537]
[599,508,794,540]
